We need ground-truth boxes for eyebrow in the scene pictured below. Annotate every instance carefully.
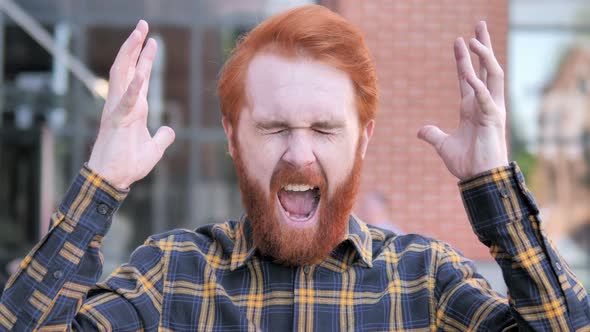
[312,121,344,130]
[255,120,344,131]
[256,121,289,131]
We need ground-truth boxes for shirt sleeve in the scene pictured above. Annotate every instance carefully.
[458,162,590,330]
[0,166,164,331]
[433,240,516,331]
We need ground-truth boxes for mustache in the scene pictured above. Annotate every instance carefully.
[270,161,327,194]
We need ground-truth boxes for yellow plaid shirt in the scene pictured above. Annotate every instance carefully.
[0,163,589,331]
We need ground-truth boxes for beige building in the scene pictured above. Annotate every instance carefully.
[534,46,590,239]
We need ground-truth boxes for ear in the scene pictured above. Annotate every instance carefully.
[359,120,374,159]
[222,116,236,159]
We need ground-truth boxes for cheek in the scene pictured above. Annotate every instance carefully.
[315,136,358,195]
[239,134,285,188]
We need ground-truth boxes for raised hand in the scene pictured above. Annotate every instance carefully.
[88,20,175,189]
[418,21,508,181]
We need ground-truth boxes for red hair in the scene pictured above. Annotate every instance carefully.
[217,4,378,127]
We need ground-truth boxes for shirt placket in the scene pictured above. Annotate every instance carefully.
[293,264,314,332]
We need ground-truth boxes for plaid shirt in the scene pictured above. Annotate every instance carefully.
[1,163,589,331]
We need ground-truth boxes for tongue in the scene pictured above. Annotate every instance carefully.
[278,189,316,217]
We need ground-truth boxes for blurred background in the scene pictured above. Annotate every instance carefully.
[0,0,588,295]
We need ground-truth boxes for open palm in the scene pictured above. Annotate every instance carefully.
[418,21,508,181]
[88,20,175,189]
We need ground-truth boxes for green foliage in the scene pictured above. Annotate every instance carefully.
[513,147,537,181]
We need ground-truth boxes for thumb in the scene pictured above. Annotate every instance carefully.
[417,125,448,151]
[153,126,176,155]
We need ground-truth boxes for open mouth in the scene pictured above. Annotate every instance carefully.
[277,183,321,222]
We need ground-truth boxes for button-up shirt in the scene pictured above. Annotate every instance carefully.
[0,163,589,331]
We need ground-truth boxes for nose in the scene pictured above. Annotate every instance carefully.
[282,130,316,168]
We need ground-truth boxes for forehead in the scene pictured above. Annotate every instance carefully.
[244,53,356,123]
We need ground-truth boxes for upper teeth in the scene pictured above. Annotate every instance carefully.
[283,184,314,192]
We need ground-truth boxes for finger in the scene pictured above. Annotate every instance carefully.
[468,38,504,105]
[476,21,493,51]
[152,126,176,156]
[475,21,504,103]
[139,126,175,171]
[125,21,148,87]
[111,39,155,122]
[464,69,496,115]
[136,38,157,97]
[475,22,489,84]
[417,125,449,152]
[469,38,491,82]
[454,38,473,98]
[108,20,149,99]
[129,20,149,66]
[125,42,142,87]
[117,71,145,115]
[130,20,148,65]
[478,57,487,85]
[140,40,157,97]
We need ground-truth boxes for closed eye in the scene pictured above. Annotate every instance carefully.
[313,128,333,135]
[256,121,290,136]
[270,128,288,135]
[311,120,343,136]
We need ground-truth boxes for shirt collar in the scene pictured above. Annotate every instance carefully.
[230,214,257,271]
[230,215,374,271]
[345,214,374,268]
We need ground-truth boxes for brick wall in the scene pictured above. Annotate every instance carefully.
[336,0,508,260]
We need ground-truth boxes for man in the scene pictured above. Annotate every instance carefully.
[1,5,589,331]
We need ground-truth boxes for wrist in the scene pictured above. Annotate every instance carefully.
[85,162,131,190]
[462,160,510,182]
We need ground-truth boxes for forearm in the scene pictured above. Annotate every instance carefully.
[460,162,590,330]
[0,166,127,330]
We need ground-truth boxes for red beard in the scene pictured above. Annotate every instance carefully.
[232,141,363,266]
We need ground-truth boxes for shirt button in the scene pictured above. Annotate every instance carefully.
[500,187,511,198]
[555,262,562,271]
[303,266,310,274]
[97,203,110,215]
[53,270,64,279]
